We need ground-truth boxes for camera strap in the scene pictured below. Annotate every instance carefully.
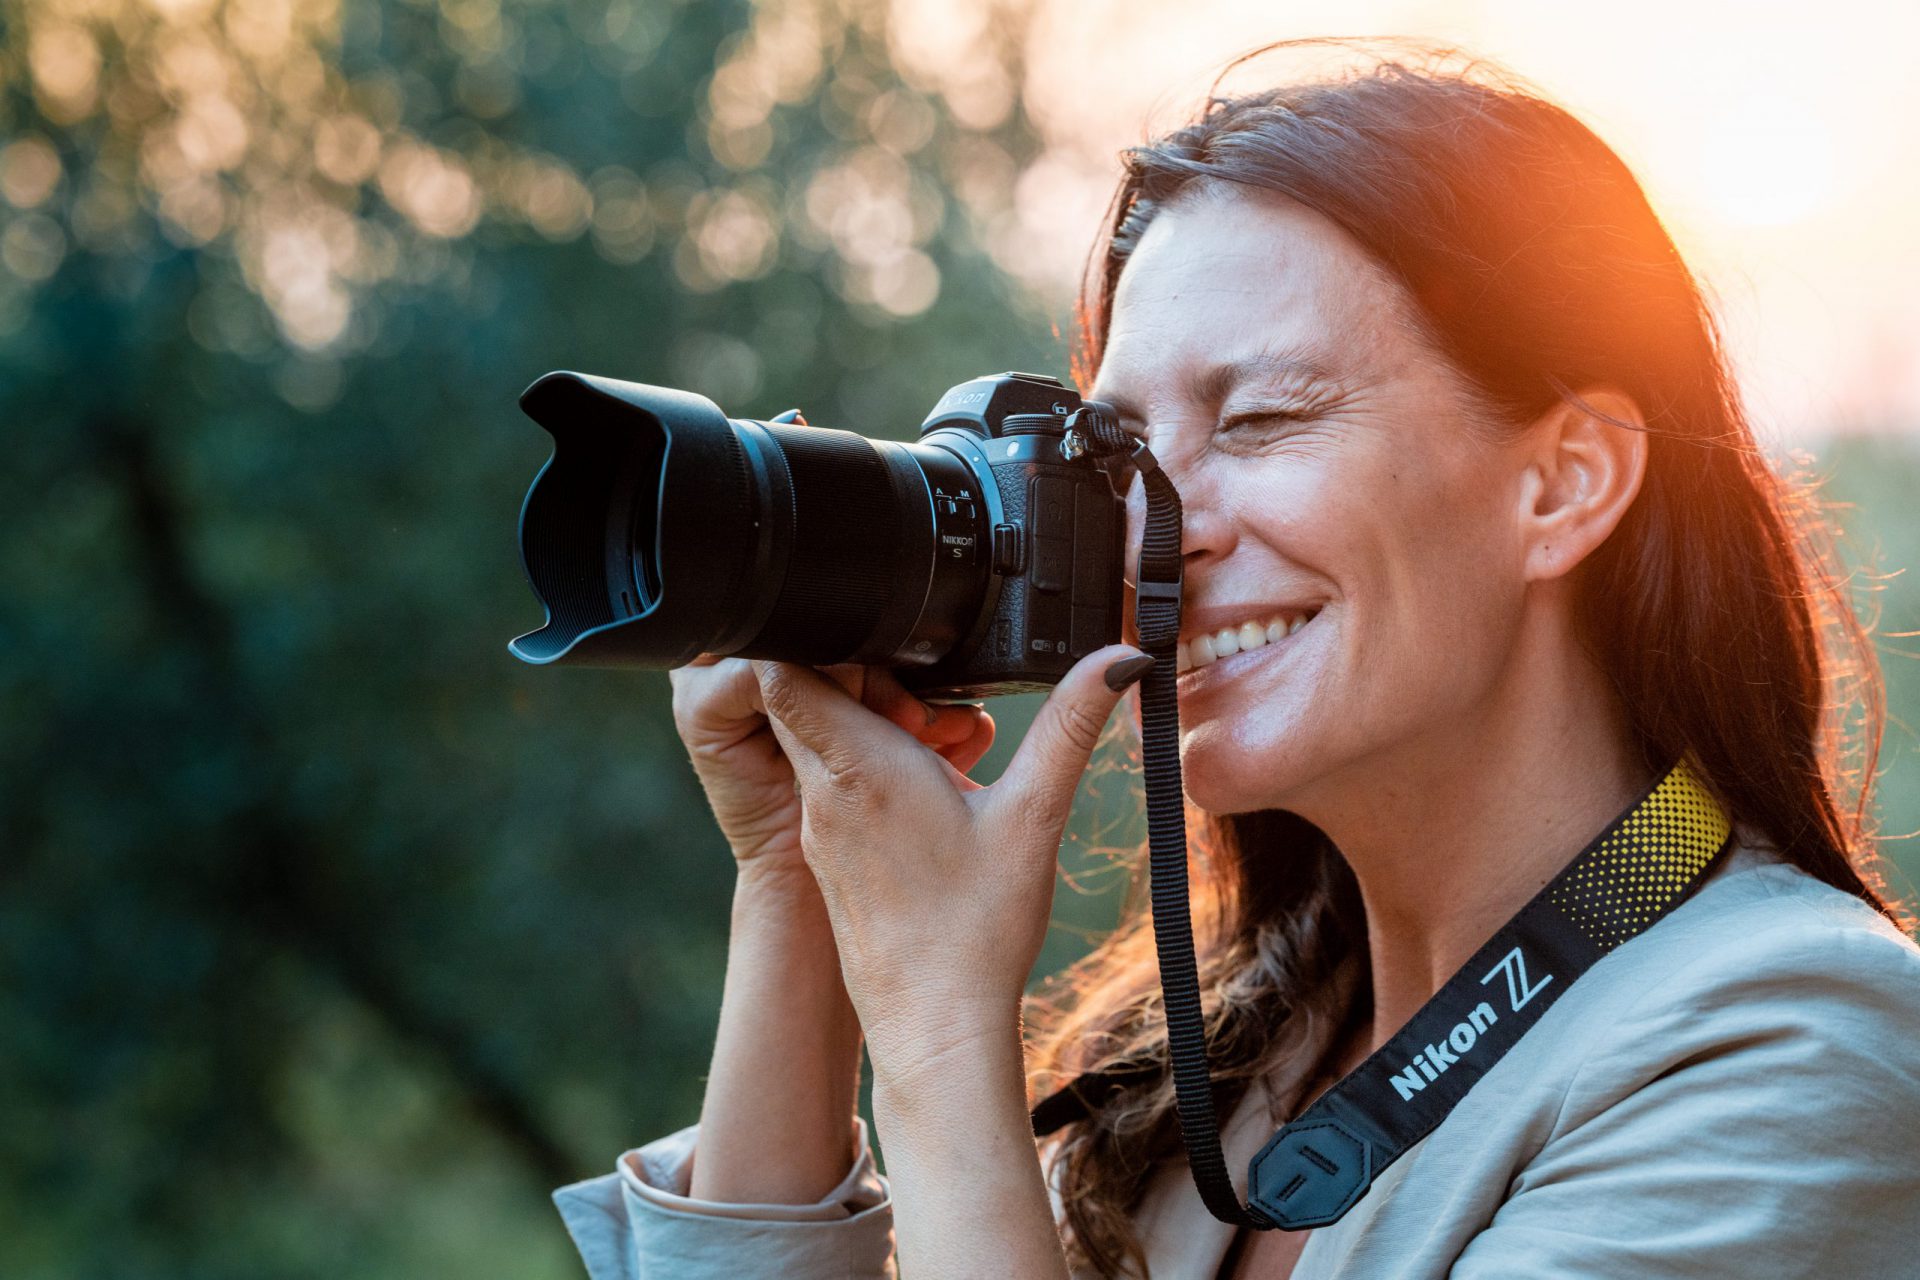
[1041,406,1734,1232]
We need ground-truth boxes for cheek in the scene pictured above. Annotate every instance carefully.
[1214,453,1340,558]
[1171,426,1530,810]
[1361,458,1527,691]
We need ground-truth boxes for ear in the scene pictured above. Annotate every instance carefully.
[1516,388,1649,584]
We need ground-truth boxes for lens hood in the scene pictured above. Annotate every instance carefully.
[509,371,755,667]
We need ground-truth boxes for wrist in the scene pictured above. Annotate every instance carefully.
[868,994,1026,1116]
[868,1007,1060,1278]
[731,858,831,930]
[724,861,855,1036]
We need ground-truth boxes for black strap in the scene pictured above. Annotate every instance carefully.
[1028,1060,1154,1139]
[1040,404,1734,1233]
[1061,403,1261,1228]
[1242,764,1729,1227]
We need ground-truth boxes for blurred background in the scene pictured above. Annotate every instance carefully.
[3,1,1916,1275]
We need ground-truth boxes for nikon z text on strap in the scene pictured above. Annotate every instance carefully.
[1039,399,1733,1234]
[1237,762,1731,1228]
[1037,751,1732,1230]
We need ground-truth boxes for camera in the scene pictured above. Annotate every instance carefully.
[507,370,1128,699]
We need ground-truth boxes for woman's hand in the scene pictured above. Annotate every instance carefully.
[669,657,996,1207]
[752,645,1148,1279]
[670,656,996,880]
[749,645,1148,1081]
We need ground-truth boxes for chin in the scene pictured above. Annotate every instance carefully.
[1178,717,1320,816]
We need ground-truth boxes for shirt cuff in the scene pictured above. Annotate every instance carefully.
[552,1120,895,1280]
[619,1119,890,1221]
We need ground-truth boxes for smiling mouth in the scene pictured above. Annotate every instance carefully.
[1177,608,1320,677]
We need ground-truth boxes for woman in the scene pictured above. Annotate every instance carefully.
[554,48,1920,1279]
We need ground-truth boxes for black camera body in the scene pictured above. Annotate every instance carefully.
[508,370,1126,699]
[904,371,1127,695]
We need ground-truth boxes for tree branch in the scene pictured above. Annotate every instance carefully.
[94,412,577,1186]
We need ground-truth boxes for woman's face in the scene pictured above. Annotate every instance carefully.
[1091,187,1538,818]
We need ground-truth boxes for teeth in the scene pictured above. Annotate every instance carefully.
[1178,609,1317,674]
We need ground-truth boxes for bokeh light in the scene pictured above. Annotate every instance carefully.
[1013,0,1920,439]
[4,6,1917,1278]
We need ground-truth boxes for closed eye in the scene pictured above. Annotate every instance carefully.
[1220,408,1311,432]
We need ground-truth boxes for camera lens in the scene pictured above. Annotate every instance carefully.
[509,372,990,670]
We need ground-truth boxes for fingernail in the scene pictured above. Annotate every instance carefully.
[1103,653,1155,692]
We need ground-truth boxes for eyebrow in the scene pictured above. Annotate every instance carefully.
[1191,345,1339,405]
[1100,343,1340,424]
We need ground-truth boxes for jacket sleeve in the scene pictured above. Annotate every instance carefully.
[1449,911,1920,1279]
[552,1120,896,1280]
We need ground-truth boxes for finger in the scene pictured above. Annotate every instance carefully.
[934,706,996,775]
[670,658,770,745]
[752,660,914,782]
[796,668,880,757]
[854,666,938,737]
[812,662,872,701]
[919,702,988,748]
[853,667,981,748]
[995,645,1147,828]
[839,664,983,751]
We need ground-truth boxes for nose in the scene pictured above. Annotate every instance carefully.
[1177,487,1235,575]
[1125,456,1233,585]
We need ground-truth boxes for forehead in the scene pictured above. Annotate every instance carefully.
[1096,187,1412,399]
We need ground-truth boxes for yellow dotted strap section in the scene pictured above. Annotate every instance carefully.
[1548,761,1731,951]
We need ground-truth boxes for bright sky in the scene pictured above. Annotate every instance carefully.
[1000,0,1920,442]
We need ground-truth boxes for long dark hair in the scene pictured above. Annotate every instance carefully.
[1026,42,1904,1277]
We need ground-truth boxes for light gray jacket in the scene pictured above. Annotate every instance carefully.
[554,844,1920,1278]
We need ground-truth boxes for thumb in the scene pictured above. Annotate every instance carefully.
[996,645,1152,828]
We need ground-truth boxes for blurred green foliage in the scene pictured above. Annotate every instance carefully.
[0,1,1076,1275]
[0,2,1914,1276]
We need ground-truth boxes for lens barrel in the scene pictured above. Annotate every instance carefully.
[510,372,991,670]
